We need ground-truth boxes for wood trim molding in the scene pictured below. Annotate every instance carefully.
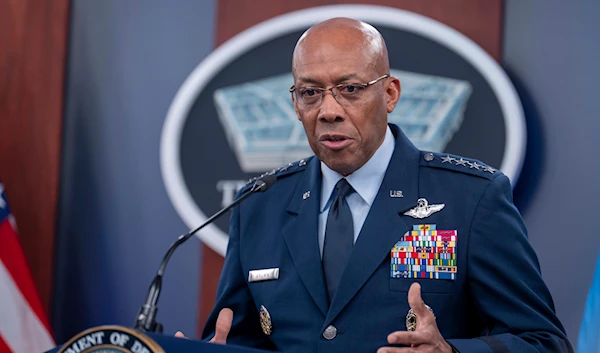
[0,0,71,313]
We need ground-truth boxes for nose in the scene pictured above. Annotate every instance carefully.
[317,90,345,123]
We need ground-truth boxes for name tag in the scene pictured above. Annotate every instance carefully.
[248,268,280,282]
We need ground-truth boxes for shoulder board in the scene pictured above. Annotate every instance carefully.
[242,157,313,190]
[419,151,500,180]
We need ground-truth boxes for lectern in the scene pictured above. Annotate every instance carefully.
[44,325,273,353]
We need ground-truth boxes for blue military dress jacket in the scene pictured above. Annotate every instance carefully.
[202,124,571,353]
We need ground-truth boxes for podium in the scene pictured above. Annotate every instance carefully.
[44,325,274,353]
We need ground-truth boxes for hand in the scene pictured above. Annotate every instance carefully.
[174,308,233,344]
[378,283,452,353]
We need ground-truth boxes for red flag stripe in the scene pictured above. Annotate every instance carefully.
[0,334,12,353]
[0,220,52,334]
[0,260,55,352]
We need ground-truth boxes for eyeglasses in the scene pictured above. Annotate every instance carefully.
[289,74,389,108]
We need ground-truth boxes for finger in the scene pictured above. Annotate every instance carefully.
[387,330,429,346]
[407,282,435,326]
[210,308,233,344]
[174,331,188,339]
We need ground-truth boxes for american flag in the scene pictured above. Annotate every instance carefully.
[0,182,55,352]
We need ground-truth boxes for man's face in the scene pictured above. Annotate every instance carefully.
[292,37,399,176]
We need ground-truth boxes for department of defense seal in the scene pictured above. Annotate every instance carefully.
[58,325,164,353]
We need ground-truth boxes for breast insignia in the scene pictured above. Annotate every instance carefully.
[404,198,445,219]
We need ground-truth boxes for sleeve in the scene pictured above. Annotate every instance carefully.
[200,201,276,350]
[447,174,573,353]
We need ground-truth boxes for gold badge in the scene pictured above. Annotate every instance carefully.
[259,305,272,335]
[405,304,435,331]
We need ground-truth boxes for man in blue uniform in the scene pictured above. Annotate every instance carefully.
[199,18,572,353]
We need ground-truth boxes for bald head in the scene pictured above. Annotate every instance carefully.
[292,18,390,78]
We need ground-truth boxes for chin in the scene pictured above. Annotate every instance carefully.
[323,159,356,176]
[317,148,361,175]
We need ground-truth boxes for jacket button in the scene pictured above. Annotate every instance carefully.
[424,153,434,162]
[323,325,337,340]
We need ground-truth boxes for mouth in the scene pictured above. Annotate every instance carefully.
[319,134,352,151]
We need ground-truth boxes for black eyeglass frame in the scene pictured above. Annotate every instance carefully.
[289,74,389,106]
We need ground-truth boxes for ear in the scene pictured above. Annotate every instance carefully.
[385,76,401,113]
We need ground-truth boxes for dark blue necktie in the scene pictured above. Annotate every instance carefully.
[323,178,355,302]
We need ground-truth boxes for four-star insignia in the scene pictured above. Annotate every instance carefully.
[246,161,304,185]
[436,154,496,174]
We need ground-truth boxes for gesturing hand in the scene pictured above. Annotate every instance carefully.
[174,308,233,345]
[377,283,452,353]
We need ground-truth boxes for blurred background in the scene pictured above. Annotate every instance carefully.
[1,0,599,352]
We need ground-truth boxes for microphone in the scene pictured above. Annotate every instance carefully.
[134,174,277,332]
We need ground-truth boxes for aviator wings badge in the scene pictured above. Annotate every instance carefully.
[404,198,445,219]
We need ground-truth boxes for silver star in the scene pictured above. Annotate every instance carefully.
[483,166,496,173]
[469,162,482,170]
[455,158,468,166]
[303,191,311,200]
[441,155,456,164]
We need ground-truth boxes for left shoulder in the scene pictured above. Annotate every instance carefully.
[419,151,502,181]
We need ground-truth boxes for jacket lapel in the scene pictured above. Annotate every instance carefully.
[325,125,421,323]
[282,157,329,316]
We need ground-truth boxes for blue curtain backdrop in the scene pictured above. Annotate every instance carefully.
[51,0,215,342]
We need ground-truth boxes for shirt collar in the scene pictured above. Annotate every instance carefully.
[320,126,395,212]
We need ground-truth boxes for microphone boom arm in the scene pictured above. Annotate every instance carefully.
[134,176,275,332]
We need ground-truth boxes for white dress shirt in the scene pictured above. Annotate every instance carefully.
[318,126,395,257]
